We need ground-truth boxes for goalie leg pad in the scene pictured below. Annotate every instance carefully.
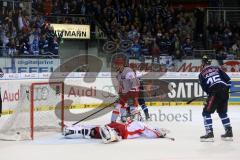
[63,125,95,139]
[99,126,121,144]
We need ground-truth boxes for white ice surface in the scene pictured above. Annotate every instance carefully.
[0,106,240,160]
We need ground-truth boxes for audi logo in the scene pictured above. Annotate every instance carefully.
[101,85,118,98]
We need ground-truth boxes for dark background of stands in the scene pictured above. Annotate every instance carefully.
[0,0,240,70]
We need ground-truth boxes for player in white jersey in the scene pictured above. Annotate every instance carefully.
[62,119,169,144]
[130,64,150,119]
[111,55,140,122]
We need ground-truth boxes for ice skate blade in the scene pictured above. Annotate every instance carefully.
[221,137,233,141]
[200,138,214,142]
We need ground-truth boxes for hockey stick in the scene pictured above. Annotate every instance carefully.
[186,90,240,104]
[164,136,175,141]
[72,101,117,126]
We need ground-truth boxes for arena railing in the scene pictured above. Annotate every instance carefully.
[206,7,240,25]
[0,46,59,59]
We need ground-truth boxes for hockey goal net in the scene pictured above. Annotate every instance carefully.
[0,82,64,140]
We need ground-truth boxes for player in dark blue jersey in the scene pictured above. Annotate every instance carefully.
[199,55,233,142]
[138,78,150,120]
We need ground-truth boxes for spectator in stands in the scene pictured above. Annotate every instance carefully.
[6,38,17,57]
[150,40,160,57]
[214,40,226,62]
[39,34,49,54]
[0,2,63,57]
[214,41,225,52]
[19,41,29,55]
[46,26,55,45]
[52,1,61,15]
[63,1,70,14]
[51,36,59,55]
[130,39,141,58]
[194,7,205,40]
[18,10,24,31]
[156,32,172,55]
[22,15,30,33]
[181,38,194,57]
[231,39,240,58]
[1,32,10,51]
[211,31,221,48]
[30,34,40,55]
[43,0,53,16]
[173,35,182,59]
[207,22,217,36]
[128,25,140,41]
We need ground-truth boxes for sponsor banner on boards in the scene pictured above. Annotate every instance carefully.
[0,58,60,73]
[129,59,240,72]
[0,76,239,112]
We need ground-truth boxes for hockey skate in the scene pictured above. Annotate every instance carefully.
[200,130,214,142]
[221,127,233,141]
[143,110,150,120]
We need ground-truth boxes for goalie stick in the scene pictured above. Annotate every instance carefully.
[186,90,240,104]
[164,136,175,141]
[72,100,117,126]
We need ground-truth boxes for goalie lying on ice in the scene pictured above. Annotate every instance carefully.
[62,120,169,144]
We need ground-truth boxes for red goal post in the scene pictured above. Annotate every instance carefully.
[0,81,65,140]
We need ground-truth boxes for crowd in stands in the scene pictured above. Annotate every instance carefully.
[1,0,240,60]
[0,1,60,57]
[88,0,196,60]
[207,22,240,60]
[31,0,197,60]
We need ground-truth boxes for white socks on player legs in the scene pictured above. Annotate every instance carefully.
[111,103,121,122]
[130,106,142,121]
[111,103,128,122]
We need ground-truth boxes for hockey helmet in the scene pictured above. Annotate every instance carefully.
[202,55,212,65]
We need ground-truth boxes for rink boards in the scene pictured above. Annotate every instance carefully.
[0,72,239,115]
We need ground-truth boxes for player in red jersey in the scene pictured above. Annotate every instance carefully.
[62,119,169,143]
[111,54,141,122]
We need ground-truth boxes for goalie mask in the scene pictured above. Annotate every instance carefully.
[99,126,121,144]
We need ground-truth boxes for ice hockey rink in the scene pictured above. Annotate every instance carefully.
[0,106,239,160]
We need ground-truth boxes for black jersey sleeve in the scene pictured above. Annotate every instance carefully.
[219,68,231,86]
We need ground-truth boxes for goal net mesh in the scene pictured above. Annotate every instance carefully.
[0,82,64,140]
